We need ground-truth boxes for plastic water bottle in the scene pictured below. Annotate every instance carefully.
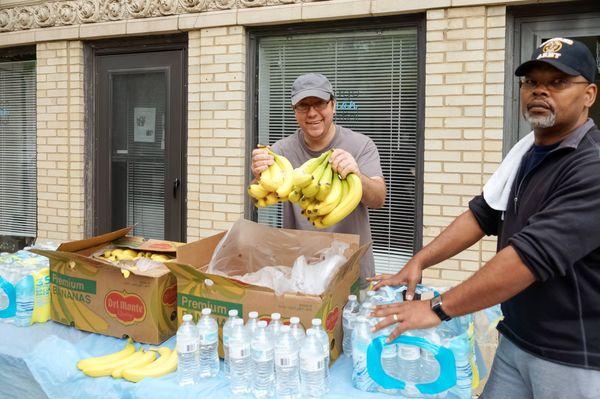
[421,330,442,384]
[267,312,282,338]
[311,318,330,383]
[197,308,219,378]
[14,273,34,327]
[451,339,473,399]
[229,319,252,395]
[342,294,360,356]
[351,316,378,392]
[397,333,421,397]
[246,311,259,337]
[223,309,239,378]
[274,325,300,399]
[300,329,327,398]
[289,316,306,346]
[176,314,200,386]
[251,320,275,398]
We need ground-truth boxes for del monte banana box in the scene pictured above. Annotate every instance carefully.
[167,223,368,363]
[31,227,180,344]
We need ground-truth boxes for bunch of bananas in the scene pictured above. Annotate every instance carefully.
[77,339,177,382]
[248,149,363,228]
[101,249,171,263]
[248,147,294,207]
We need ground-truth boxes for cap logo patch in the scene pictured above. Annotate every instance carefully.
[536,38,574,60]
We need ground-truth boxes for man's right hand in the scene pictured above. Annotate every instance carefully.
[368,258,424,301]
[251,147,274,179]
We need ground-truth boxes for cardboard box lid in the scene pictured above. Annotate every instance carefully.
[31,227,176,278]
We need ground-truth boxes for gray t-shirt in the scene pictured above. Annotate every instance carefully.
[271,125,384,283]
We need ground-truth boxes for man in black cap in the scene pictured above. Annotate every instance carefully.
[251,73,386,286]
[368,37,600,397]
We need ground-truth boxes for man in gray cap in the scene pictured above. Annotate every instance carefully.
[251,73,386,285]
[369,37,600,397]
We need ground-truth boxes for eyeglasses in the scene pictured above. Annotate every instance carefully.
[293,100,331,113]
[519,77,590,91]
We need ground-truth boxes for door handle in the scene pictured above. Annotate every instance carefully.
[173,178,180,198]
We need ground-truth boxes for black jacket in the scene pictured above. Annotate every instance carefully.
[469,119,600,370]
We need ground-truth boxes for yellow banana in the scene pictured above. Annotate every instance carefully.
[313,217,326,229]
[255,198,267,208]
[321,173,363,228]
[248,184,269,200]
[299,196,313,210]
[300,150,331,174]
[77,339,135,371]
[122,349,178,383]
[112,350,156,379]
[316,163,333,201]
[316,173,343,216]
[274,154,294,198]
[302,153,331,198]
[291,170,313,188]
[265,192,279,206]
[258,165,277,191]
[82,351,144,378]
[288,189,302,203]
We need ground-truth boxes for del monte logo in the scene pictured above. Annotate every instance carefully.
[104,290,146,325]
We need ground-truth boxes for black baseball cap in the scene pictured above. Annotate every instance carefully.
[515,37,597,83]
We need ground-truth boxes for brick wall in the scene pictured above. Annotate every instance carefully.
[422,5,506,287]
[186,27,247,242]
[36,41,85,241]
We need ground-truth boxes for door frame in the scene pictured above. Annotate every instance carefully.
[85,34,188,240]
[505,1,600,152]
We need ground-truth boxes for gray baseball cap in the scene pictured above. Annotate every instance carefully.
[291,73,334,105]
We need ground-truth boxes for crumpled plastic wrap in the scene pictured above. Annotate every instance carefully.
[207,219,349,295]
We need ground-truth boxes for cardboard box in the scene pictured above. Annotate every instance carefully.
[167,222,368,363]
[32,228,179,344]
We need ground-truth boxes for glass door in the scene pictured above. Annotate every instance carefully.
[95,49,185,241]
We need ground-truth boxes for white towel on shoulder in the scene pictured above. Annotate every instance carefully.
[483,131,534,211]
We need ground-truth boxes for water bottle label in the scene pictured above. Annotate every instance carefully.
[229,344,250,359]
[199,332,217,345]
[275,353,298,367]
[251,348,274,361]
[301,357,324,372]
[177,341,199,353]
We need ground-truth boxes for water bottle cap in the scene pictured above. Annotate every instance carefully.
[290,316,300,324]
[204,278,214,287]
[271,312,281,320]
[258,320,267,328]
[228,309,238,317]
[182,314,193,322]
[312,318,322,326]
[281,325,291,333]
[348,294,357,301]
[249,311,258,318]
[202,308,211,315]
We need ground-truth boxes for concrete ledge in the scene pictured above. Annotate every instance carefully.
[237,3,302,25]
[79,20,127,40]
[0,29,35,47]
[126,15,180,35]
[34,25,79,43]
[195,9,237,29]
[372,0,451,15]
[302,0,371,21]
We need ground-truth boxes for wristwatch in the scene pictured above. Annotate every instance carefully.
[430,295,452,321]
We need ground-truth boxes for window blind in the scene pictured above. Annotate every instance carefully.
[256,28,419,275]
[0,59,36,237]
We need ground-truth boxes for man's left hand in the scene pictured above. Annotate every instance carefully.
[371,300,441,343]
[330,149,359,178]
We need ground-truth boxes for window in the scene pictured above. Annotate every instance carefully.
[253,26,421,275]
[0,56,36,238]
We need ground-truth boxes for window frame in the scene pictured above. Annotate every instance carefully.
[245,15,426,264]
[0,45,36,243]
